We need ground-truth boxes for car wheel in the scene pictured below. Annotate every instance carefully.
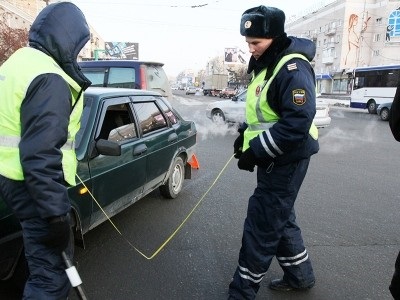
[211,109,225,124]
[380,108,390,121]
[159,156,184,199]
[367,101,377,114]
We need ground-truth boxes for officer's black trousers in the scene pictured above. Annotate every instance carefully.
[390,250,400,300]
[229,158,315,300]
[0,175,72,300]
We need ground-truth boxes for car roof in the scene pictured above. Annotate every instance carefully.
[78,60,164,67]
[84,87,162,99]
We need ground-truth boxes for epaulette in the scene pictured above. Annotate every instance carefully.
[287,62,298,71]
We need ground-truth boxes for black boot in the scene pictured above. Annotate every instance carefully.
[269,278,315,291]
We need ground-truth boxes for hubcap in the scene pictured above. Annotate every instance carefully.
[212,112,224,124]
[171,163,183,192]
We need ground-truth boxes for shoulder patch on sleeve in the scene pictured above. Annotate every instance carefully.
[292,89,306,105]
[287,62,298,71]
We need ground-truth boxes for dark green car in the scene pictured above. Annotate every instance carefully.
[0,87,197,284]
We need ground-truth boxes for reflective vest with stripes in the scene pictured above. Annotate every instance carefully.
[243,53,318,152]
[0,47,83,185]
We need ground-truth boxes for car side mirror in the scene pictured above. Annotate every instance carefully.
[232,96,238,102]
[90,139,121,158]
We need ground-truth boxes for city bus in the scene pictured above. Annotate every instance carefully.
[350,64,400,114]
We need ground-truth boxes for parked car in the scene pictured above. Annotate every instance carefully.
[377,102,392,121]
[313,103,331,128]
[219,87,237,98]
[206,88,246,124]
[0,87,197,285]
[206,89,331,128]
[78,60,173,99]
[185,86,198,95]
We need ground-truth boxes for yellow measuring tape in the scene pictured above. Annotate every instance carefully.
[76,153,235,260]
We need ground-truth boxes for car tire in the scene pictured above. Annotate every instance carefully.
[368,100,377,114]
[380,108,390,121]
[160,156,184,199]
[211,109,225,124]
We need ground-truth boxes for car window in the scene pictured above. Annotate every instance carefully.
[81,68,106,87]
[158,100,178,125]
[98,103,137,143]
[108,67,137,89]
[146,65,170,93]
[133,102,168,135]
[238,90,247,102]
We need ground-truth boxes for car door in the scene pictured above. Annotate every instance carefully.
[131,97,178,194]
[225,90,247,123]
[88,96,147,228]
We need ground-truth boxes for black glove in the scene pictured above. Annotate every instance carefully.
[238,148,257,172]
[233,123,247,159]
[40,215,71,253]
[233,133,244,159]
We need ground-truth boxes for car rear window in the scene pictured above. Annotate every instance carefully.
[82,68,106,87]
[108,67,136,89]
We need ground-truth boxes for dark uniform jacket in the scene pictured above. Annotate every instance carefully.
[245,35,319,166]
[389,85,400,140]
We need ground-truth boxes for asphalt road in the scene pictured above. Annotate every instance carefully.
[2,91,399,300]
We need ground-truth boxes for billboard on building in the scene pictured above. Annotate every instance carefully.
[105,42,139,60]
[224,47,247,64]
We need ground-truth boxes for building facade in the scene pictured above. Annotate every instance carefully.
[286,0,400,94]
[0,0,105,61]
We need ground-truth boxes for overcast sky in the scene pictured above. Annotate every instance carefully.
[69,0,331,77]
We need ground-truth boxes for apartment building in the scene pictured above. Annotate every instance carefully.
[0,0,105,60]
[286,0,400,94]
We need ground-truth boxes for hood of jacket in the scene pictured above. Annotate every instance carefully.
[283,36,316,62]
[248,35,316,75]
[28,2,91,90]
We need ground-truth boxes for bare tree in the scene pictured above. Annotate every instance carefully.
[236,65,251,87]
[196,69,206,86]
[227,64,251,87]
[0,13,29,65]
[208,56,225,74]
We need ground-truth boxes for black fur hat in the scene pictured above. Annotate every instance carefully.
[240,6,285,38]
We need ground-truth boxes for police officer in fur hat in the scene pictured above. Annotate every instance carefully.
[228,5,319,299]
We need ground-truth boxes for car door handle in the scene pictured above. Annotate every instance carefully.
[168,133,178,143]
[133,144,147,156]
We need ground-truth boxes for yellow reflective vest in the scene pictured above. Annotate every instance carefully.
[243,53,318,152]
[0,47,83,185]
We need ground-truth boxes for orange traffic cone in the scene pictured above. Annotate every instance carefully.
[188,154,200,169]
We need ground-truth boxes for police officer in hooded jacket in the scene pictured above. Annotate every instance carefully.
[0,2,91,299]
[228,6,318,299]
